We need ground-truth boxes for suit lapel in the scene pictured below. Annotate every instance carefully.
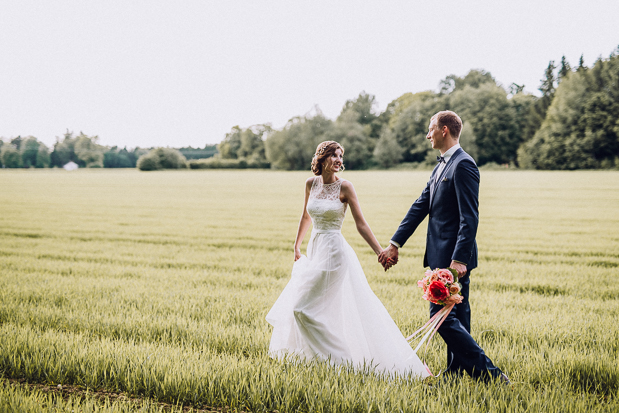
[429,164,440,205]
[430,148,463,209]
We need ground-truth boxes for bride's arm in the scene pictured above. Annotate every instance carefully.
[293,177,314,261]
[340,181,382,256]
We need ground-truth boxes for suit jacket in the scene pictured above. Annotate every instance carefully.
[391,148,479,270]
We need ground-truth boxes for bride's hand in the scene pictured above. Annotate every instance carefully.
[294,247,301,261]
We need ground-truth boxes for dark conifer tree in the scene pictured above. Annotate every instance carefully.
[577,54,586,72]
[558,56,571,82]
[522,61,557,145]
[539,60,556,99]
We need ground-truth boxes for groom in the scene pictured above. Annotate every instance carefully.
[378,110,507,382]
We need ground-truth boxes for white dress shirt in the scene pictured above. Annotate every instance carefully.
[435,143,461,182]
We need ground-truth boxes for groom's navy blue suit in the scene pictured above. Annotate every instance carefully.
[391,148,502,380]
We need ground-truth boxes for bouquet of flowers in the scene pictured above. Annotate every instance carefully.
[406,268,464,376]
[417,268,463,306]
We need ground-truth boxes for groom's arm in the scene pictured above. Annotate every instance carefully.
[390,179,432,248]
[452,159,480,265]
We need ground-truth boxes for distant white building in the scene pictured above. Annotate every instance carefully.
[63,161,79,171]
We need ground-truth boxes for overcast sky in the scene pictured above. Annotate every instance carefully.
[1,0,617,149]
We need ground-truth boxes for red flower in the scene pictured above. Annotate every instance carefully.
[428,281,450,302]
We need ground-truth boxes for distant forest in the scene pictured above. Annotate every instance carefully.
[0,132,217,169]
[2,47,618,171]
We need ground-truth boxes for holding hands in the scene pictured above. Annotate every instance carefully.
[377,245,468,277]
[378,244,399,271]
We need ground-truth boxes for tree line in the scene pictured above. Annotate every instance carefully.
[0,131,217,169]
[2,47,617,171]
[206,46,618,171]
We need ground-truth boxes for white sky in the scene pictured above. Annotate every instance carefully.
[1,0,617,149]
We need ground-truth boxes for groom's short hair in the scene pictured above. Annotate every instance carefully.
[433,111,462,139]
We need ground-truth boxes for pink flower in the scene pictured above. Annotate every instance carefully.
[417,280,427,291]
[436,269,454,284]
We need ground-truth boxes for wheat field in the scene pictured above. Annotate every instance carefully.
[0,169,618,412]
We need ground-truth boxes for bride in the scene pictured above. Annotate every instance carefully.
[266,141,430,378]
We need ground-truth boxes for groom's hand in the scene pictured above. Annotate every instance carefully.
[378,244,399,271]
[450,261,467,278]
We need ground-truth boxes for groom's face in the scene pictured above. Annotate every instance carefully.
[426,118,446,150]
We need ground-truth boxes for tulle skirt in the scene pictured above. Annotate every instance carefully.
[266,229,430,378]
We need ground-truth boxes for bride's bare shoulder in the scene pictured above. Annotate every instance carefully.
[305,176,317,189]
[339,179,357,200]
[340,179,355,191]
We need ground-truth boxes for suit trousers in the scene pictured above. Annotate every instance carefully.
[429,271,503,380]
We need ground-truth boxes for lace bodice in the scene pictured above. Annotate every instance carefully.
[307,176,347,231]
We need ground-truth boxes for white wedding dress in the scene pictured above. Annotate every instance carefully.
[266,176,430,378]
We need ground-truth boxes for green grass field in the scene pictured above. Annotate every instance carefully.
[0,169,618,412]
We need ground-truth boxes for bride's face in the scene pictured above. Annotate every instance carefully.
[325,148,343,173]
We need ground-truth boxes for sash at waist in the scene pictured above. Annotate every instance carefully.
[312,228,342,234]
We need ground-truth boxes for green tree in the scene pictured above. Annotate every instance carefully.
[558,56,571,83]
[540,60,557,99]
[74,133,104,168]
[382,91,445,164]
[35,143,51,168]
[341,91,389,145]
[239,125,270,161]
[518,61,558,152]
[10,136,22,151]
[459,122,478,161]
[450,83,519,165]
[577,54,586,72]
[1,145,22,168]
[136,154,160,171]
[580,52,619,163]
[51,131,79,167]
[218,125,269,162]
[217,126,243,159]
[338,91,382,139]
[511,91,539,144]
[339,92,378,126]
[20,136,40,168]
[439,70,496,94]
[382,92,417,123]
[137,148,187,171]
[265,111,333,170]
[325,110,372,170]
[104,147,134,168]
[373,128,404,168]
[217,124,269,165]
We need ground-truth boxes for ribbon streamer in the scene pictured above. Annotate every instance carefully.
[406,303,454,376]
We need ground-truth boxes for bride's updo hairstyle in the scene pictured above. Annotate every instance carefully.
[311,141,345,175]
